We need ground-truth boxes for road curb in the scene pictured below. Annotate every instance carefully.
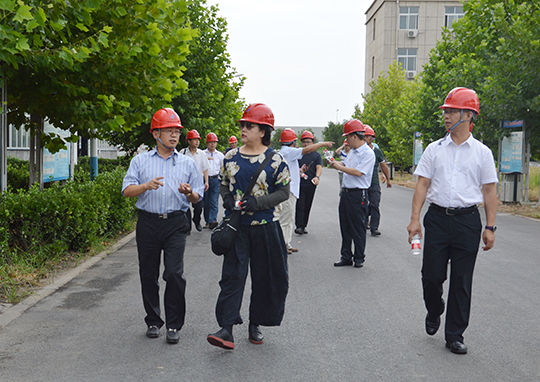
[0,231,136,330]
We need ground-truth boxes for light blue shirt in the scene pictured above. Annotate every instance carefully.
[122,148,205,214]
[342,143,376,189]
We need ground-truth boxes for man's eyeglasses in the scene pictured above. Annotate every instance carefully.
[240,121,257,130]
[161,129,181,136]
[442,108,461,115]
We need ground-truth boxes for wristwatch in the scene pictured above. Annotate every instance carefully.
[485,226,497,232]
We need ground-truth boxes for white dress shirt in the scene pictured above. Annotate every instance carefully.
[180,147,210,175]
[342,143,376,189]
[414,134,498,208]
[204,148,224,177]
[279,145,303,198]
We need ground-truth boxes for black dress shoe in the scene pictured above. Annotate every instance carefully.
[294,227,304,235]
[354,262,364,268]
[334,260,353,267]
[207,328,234,350]
[446,341,467,354]
[195,223,203,232]
[425,314,440,336]
[166,328,180,344]
[209,221,219,229]
[371,229,381,236]
[248,324,264,344]
[146,325,160,338]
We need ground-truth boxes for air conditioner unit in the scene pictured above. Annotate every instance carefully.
[407,29,418,38]
[406,71,416,79]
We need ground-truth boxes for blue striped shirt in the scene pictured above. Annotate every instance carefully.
[122,148,205,214]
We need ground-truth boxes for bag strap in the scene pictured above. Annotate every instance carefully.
[243,149,275,197]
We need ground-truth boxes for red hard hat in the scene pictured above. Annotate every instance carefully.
[300,131,315,141]
[229,136,238,144]
[186,129,201,140]
[364,125,375,137]
[343,119,365,136]
[280,128,298,143]
[440,87,480,115]
[239,103,275,130]
[206,132,218,142]
[150,108,183,132]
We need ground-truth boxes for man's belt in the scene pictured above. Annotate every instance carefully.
[209,175,219,179]
[341,188,368,193]
[139,210,186,220]
[430,204,478,216]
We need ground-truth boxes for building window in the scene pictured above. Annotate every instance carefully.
[372,56,375,78]
[397,48,417,71]
[445,6,464,28]
[8,125,31,149]
[399,6,419,30]
[373,18,376,41]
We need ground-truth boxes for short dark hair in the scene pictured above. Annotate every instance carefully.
[260,125,272,146]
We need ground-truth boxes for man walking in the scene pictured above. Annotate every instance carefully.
[180,130,209,232]
[122,108,204,344]
[363,125,392,236]
[203,132,224,229]
[279,128,333,254]
[407,87,498,354]
[295,131,323,235]
[329,120,375,268]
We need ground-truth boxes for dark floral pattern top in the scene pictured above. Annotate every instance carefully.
[221,147,290,225]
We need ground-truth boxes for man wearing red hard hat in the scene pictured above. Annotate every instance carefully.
[328,119,375,269]
[279,128,333,254]
[294,130,324,235]
[180,129,210,232]
[122,108,204,344]
[407,87,498,355]
[203,132,224,229]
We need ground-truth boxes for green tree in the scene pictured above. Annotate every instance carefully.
[355,61,421,170]
[1,0,195,153]
[107,0,245,155]
[419,0,540,159]
[323,121,345,147]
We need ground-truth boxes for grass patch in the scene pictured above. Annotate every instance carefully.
[0,224,136,305]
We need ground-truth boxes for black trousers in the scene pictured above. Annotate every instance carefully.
[422,206,482,343]
[339,189,368,264]
[136,211,189,330]
[366,183,381,231]
[187,199,204,229]
[295,183,317,229]
[215,221,289,328]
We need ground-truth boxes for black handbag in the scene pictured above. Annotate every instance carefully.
[211,150,275,255]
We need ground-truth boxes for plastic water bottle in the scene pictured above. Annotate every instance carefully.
[323,149,334,163]
[411,234,421,255]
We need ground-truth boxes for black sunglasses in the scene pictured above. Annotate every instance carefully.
[240,121,257,130]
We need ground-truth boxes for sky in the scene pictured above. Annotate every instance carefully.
[205,0,376,128]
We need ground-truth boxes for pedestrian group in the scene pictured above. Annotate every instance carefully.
[123,87,498,355]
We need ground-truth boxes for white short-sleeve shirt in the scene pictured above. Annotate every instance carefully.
[414,134,498,208]
[180,148,210,175]
[342,143,376,189]
[280,145,303,198]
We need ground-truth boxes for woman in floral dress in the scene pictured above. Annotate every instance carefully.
[207,103,290,350]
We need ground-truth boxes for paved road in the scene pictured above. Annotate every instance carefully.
[1,168,539,381]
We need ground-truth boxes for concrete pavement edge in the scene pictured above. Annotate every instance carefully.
[0,231,136,330]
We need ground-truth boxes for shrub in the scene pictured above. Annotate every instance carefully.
[0,168,136,268]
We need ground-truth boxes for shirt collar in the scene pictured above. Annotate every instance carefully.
[445,133,473,148]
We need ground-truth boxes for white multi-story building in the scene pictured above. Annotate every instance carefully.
[364,0,464,94]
